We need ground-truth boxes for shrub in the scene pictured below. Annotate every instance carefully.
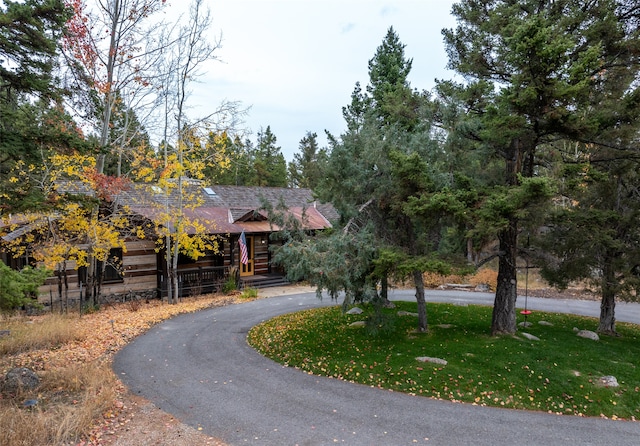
[469,268,498,291]
[0,263,49,313]
[240,287,258,299]
[222,276,237,294]
[422,271,467,288]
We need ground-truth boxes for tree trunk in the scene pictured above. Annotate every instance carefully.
[165,238,173,304]
[466,237,475,264]
[413,270,427,332]
[491,220,518,335]
[171,228,180,304]
[598,256,617,335]
[380,272,394,307]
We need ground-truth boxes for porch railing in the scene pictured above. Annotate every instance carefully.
[159,266,230,298]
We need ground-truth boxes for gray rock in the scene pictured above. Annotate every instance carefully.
[349,321,366,327]
[474,284,490,292]
[577,330,599,341]
[518,321,533,328]
[436,324,454,329]
[598,376,619,387]
[521,332,540,341]
[3,368,40,393]
[346,307,363,315]
[397,311,419,317]
[0,330,10,338]
[416,356,448,366]
[538,321,553,326]
[22,399,38,408]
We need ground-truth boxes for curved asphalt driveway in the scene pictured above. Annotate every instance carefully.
[113,290,640,445]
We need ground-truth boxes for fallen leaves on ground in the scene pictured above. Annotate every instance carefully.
[1,294,240,445]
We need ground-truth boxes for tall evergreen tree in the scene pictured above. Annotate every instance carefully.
[288,131,328,189]
[204,132,251,186]
[248,126,288,187]
[440,0,640,335]
[0,0,69,99]
[0,0,75,211]
[366,26,419,130]
[537,153,640,335]
[317,28,453,332]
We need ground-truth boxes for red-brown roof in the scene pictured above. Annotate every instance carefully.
[123,183,336,235]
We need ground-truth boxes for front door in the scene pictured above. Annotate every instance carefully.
[240,235,254,276]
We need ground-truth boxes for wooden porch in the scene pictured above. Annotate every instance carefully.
[239,273,290,290]
[158,267,290,298]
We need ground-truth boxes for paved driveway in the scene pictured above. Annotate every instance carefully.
[113,290,640,445]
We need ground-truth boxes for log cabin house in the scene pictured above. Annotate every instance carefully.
[1,184,337,306]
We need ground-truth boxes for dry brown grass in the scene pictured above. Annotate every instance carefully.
[0,293,239,445]
[0,362,116,446]
[516,267,550,290]
[0,313,83,356]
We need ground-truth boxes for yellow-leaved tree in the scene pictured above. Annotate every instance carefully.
[135,0,244,303]
[2,152,135,306]
[131,127,233,303]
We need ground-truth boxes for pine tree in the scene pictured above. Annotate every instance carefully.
[0,0,71,186]
[287,132,328,189]
[317,28,449,332]
[441,0,640,335]
[248,126,288,187]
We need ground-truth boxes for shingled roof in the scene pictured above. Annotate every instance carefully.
[120,183,338,235]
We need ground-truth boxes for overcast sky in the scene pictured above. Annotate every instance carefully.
[172,0,458,162]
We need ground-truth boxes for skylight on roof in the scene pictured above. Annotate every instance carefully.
[203,187,216,196]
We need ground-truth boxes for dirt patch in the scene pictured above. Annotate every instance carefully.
[92,394,225,446]
[520,287,600,301]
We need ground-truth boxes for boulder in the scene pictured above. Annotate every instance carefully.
[397,311,419,317]
[598,376,619,388]
[520,332,540,341]
[416,356,448,366]
[576,330,599,341]
[346,307,363,315]
[349,321,366,327]
[538,321,553,326]
[3,368,40,393]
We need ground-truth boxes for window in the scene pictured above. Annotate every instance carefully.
[1,252,36,270]
[177,252,197,266]
[102,248,124,283]
[78,248,124,285]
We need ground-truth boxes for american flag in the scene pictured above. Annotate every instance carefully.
[238,230,248,265]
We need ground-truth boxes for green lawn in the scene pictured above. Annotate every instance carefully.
[248,301,640,420]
